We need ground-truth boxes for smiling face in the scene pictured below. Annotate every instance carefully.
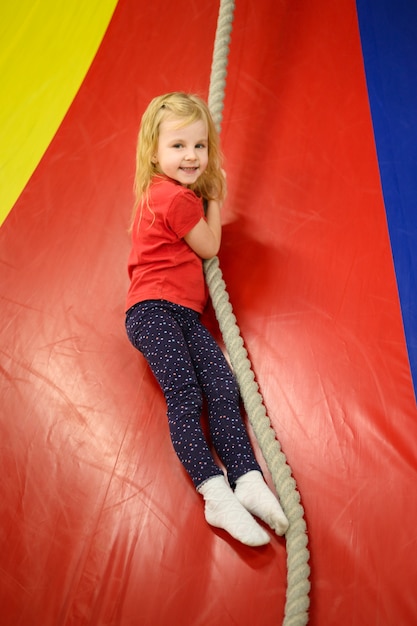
[153,116,209,186]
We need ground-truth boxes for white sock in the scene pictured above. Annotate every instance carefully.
[234,470,289,536]
[197,475,270,547]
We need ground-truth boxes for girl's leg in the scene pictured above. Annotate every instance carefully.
[184,317,261,486]
[185,316,289,536]
[126,301,223,487]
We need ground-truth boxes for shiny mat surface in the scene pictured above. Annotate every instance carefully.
[1,1,416,624]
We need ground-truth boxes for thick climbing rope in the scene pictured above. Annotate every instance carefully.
[204,1,311,624]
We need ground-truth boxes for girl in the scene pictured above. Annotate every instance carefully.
[125,92,288,546]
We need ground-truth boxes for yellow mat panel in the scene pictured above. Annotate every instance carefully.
[0,0,119,226]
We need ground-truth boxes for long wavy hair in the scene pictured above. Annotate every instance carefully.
[131,92,226,229]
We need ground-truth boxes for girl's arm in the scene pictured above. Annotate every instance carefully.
[184,199,222,259]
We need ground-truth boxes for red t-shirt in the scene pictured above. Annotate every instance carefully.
[126,176,208,313]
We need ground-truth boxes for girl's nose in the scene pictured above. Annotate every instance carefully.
[185,147,197,160]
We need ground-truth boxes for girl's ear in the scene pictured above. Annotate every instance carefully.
[151,156,158,164]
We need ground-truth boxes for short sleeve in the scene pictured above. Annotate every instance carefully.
[167,188,204,239]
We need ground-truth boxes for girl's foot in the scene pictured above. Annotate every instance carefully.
[234,470,289,536]
[198,475,270,547]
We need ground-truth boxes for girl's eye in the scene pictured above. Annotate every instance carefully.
[173,143,183,149]
[196,143,207,149]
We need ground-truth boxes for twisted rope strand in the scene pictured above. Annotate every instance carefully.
[203,3,311,623]
[207,0,234,131]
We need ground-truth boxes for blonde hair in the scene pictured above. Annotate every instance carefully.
[131,92,226,227]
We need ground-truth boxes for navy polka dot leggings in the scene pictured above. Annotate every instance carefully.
[125,299,261,488]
